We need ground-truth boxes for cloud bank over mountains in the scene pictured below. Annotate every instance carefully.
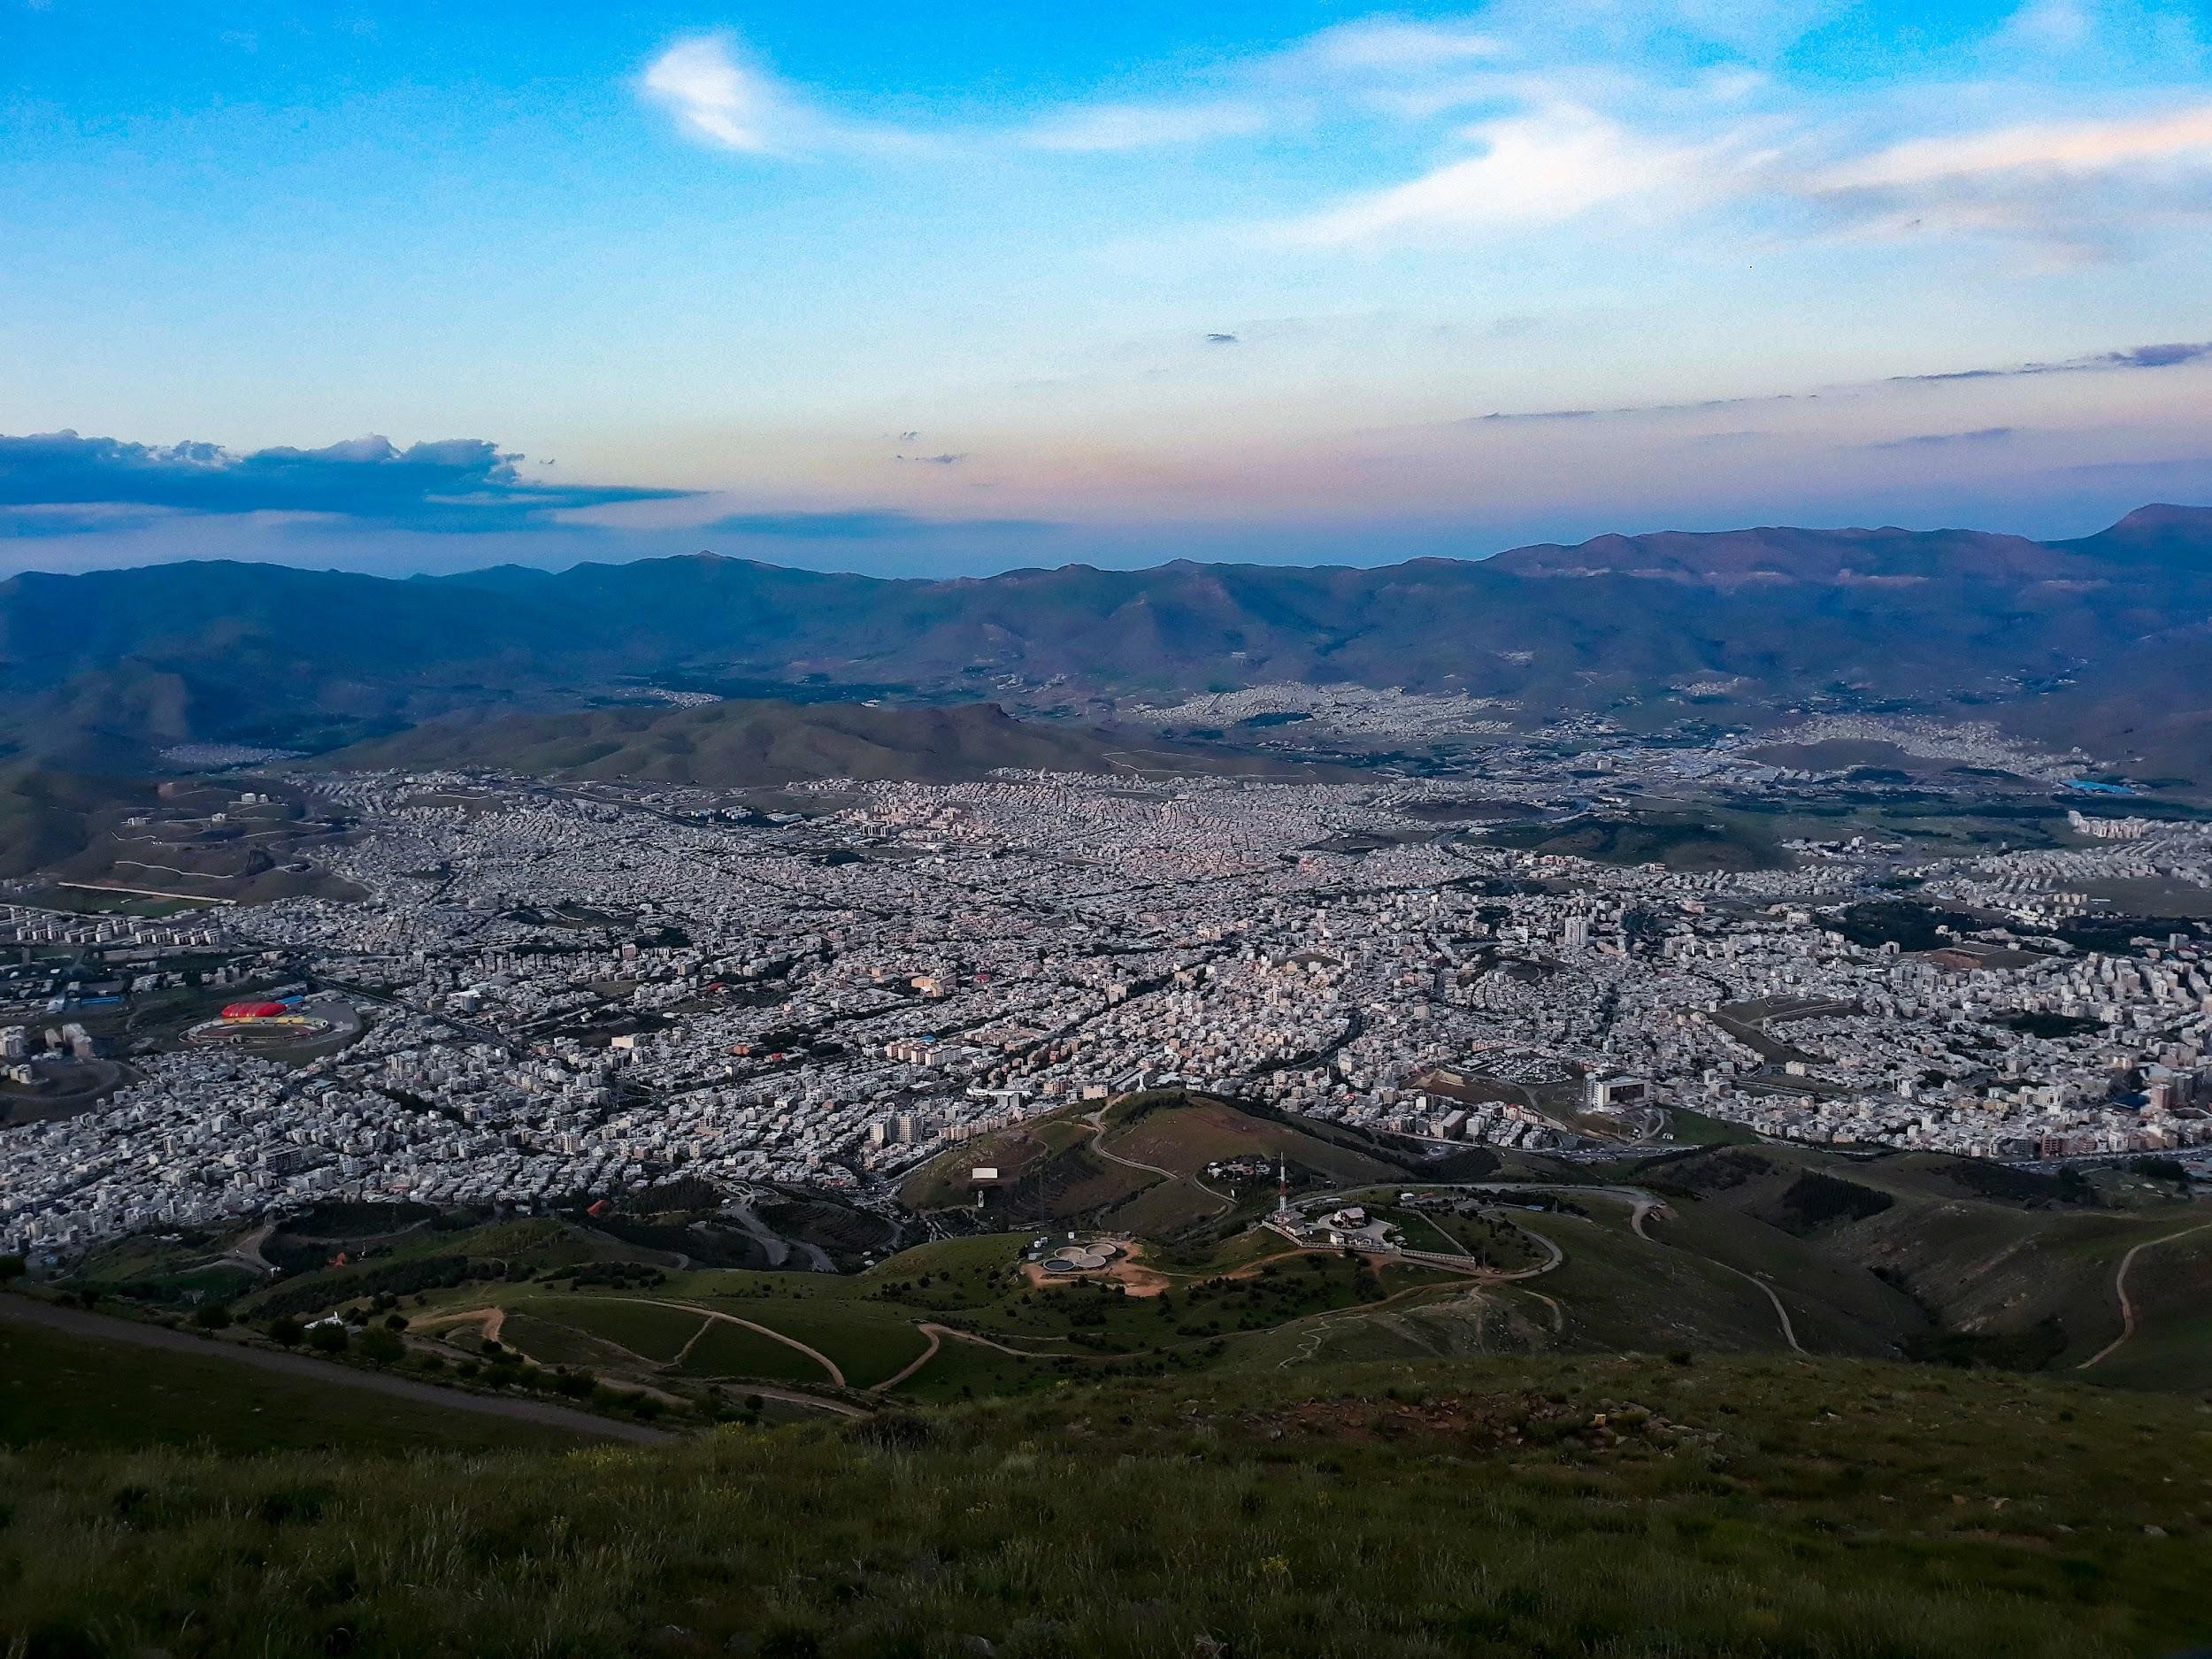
[0,433,689,538]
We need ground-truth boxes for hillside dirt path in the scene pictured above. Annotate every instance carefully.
[1627,1196,1804,1354]
[2077,1221,2212,1371]
[875,1324,942,1391]
[1520,1287,1565,1334]
[1270,1277,1502,1370]
[611,1297,846,1386]
[0,1294,670,1444]
[415,1300,864,1412]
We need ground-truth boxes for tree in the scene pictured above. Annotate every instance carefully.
[0,1254,26,1285]
[357,1325,403,1364]
[304,1322,349,1356]
[193,1302,233,1330]
[267,1316,303,1347]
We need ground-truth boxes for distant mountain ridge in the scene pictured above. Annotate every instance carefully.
[8,503,2211,780]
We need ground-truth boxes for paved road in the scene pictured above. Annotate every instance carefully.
[0,1294,672,1444]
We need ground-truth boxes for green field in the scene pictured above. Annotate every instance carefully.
[0,1322,588,1455]
[902,1091,1407,1234]
[697,1300,930,1387]
[511,1296,705,1364]
[672,1317,831,1384]
[495,1311,641,1372]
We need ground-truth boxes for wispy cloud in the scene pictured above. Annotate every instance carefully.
[1280,103,1742,242]
[1890,340,2212,382]
[640,33,921,157]
[631,4,2212,277]
[1464,338,2212,424]
[0,432,687,534]
[640,35,789,154]
[1802,100,2212,252]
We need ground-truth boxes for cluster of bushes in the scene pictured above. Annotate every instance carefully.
[257,1309,406,1363]
[1945,1160,2098,1208]
[250,1254,519,1318]
[1777,1171,1894,1231]
[541,1260,667,1291]
[1903,1316,2070,1373]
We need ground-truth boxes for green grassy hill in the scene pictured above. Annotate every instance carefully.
[900,1090,1421,1238]
[6,1348,2212,1659]
[18,1119,2212,1655]
[1628,1141,2212,1378]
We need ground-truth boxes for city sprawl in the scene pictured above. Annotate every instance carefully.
[11,722,2212,1262]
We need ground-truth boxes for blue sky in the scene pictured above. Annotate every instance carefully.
[4,0,2211,575]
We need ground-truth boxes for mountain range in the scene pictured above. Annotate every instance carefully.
[12,503,2211,781]
[320,697,1339,787]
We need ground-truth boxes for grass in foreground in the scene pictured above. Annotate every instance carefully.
[4,1354,2211,1658]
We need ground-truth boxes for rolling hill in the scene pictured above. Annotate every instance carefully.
[316,699,1335,786]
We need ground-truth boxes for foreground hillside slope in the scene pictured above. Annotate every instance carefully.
[4,1351,2208,1659]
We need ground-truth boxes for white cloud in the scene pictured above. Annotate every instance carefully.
[641,35,791,155]
[1815,102,2212,191]
[1993,0,2097,53]
[1289,18,1508,72]
[634,12,2212,266]
[1280,104,1736,242]
[638,32,928,158]
[1800,102,2212,254]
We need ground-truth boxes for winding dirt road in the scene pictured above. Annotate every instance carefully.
[1080,1110,1234,1215]
[2077,1221,2212,1371]
[1624,1193,1804,1354]
[630,1298,849,1386]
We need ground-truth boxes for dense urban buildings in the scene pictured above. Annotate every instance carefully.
[8,715,2212,1262]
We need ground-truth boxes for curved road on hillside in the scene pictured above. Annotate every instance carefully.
[2077,1221,2212,1371]
[1080,1109,1234,1214]
[1300,1178,1806,1355]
